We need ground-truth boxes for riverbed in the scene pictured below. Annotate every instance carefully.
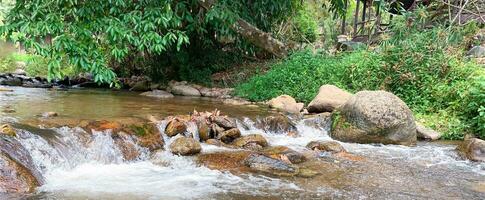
[1,86,484,199]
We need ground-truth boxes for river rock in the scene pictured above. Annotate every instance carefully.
[112,132,140,161]
[197,121,211,141]
[168,82,201,96]
[130,80,150,91]
[41,112,58,118]
[416,123,441,141]
[222,98,252,106]
[303,112,332,131]
[127,123,164,151]
[457,138,485,162]
[0,136,43,193]
[256,115,297,134]
[307,85,352,113]
[267,95,304,114]
[331,91,417,146]
[199,87,234,98]
[231,134,269,149]
[165,118,187,137]
[1,124,16,137]
[306,140,346,153]
[170,137,202,156]
[244,154,299,177]
[263,146,307,164]
[467,46,485,58]
[1,77,22,86]
[140,90,174,98]
[217,128,241,143]
[211,116,237,129]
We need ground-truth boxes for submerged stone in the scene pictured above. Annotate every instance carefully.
[263,146,307,164]
[306,140,346,153]
[243,153,299,177]
[0,135,43,193]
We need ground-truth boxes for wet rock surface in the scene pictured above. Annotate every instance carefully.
[231,134,269,149]
[256,115,297,134]
[306,140,346,153]
[243,153,299,177]
[457,138,485,162]
[0,135,43,193]
[165,118,187,137]
[169,137,202,156]
[331,91,417,146]
[262,146,307,164]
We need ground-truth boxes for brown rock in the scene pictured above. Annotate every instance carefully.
[416,123,441,141]
[263,146,307,164]
[0,154,39,193]
[217,128,241,143]
[307,85,352,113]
[457,138,485,162]
[306,140,346,153]
[41,112,58,118]
[197,121,211,141]
[170,137,202,156]
[112,132,140,161]
[165,118,187,137]
[267,95,304,114]
[256,115,297,134]
[211,116,237,129]
[231,134,269,149]
[1,124,16,137]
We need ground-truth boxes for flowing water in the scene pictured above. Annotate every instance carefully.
[1,87,484,199]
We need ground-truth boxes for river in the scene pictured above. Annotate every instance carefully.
[1,87,484,199]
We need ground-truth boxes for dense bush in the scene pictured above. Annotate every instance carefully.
[236,14,485,139]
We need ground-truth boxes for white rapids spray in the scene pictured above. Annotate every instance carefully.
[13,122,300,199]
[4,115,484,199]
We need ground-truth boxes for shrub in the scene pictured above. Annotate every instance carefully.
[236,16,485,139]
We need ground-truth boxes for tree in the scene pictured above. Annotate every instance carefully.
[0,0,299,84]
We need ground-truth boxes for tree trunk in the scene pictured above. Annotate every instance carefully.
[199,0,288,57]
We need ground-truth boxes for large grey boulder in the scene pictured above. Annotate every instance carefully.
[168,81,201,96]
[331,91,417,146]
[307,85,352,113]
[267,95,304,114]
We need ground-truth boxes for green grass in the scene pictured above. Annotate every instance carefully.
[236,19,485,139]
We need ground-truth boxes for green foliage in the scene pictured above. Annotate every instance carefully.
[293,4,318,42]
[236,12,485,139]
[0,56,15,73]
[0,0,301,84]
